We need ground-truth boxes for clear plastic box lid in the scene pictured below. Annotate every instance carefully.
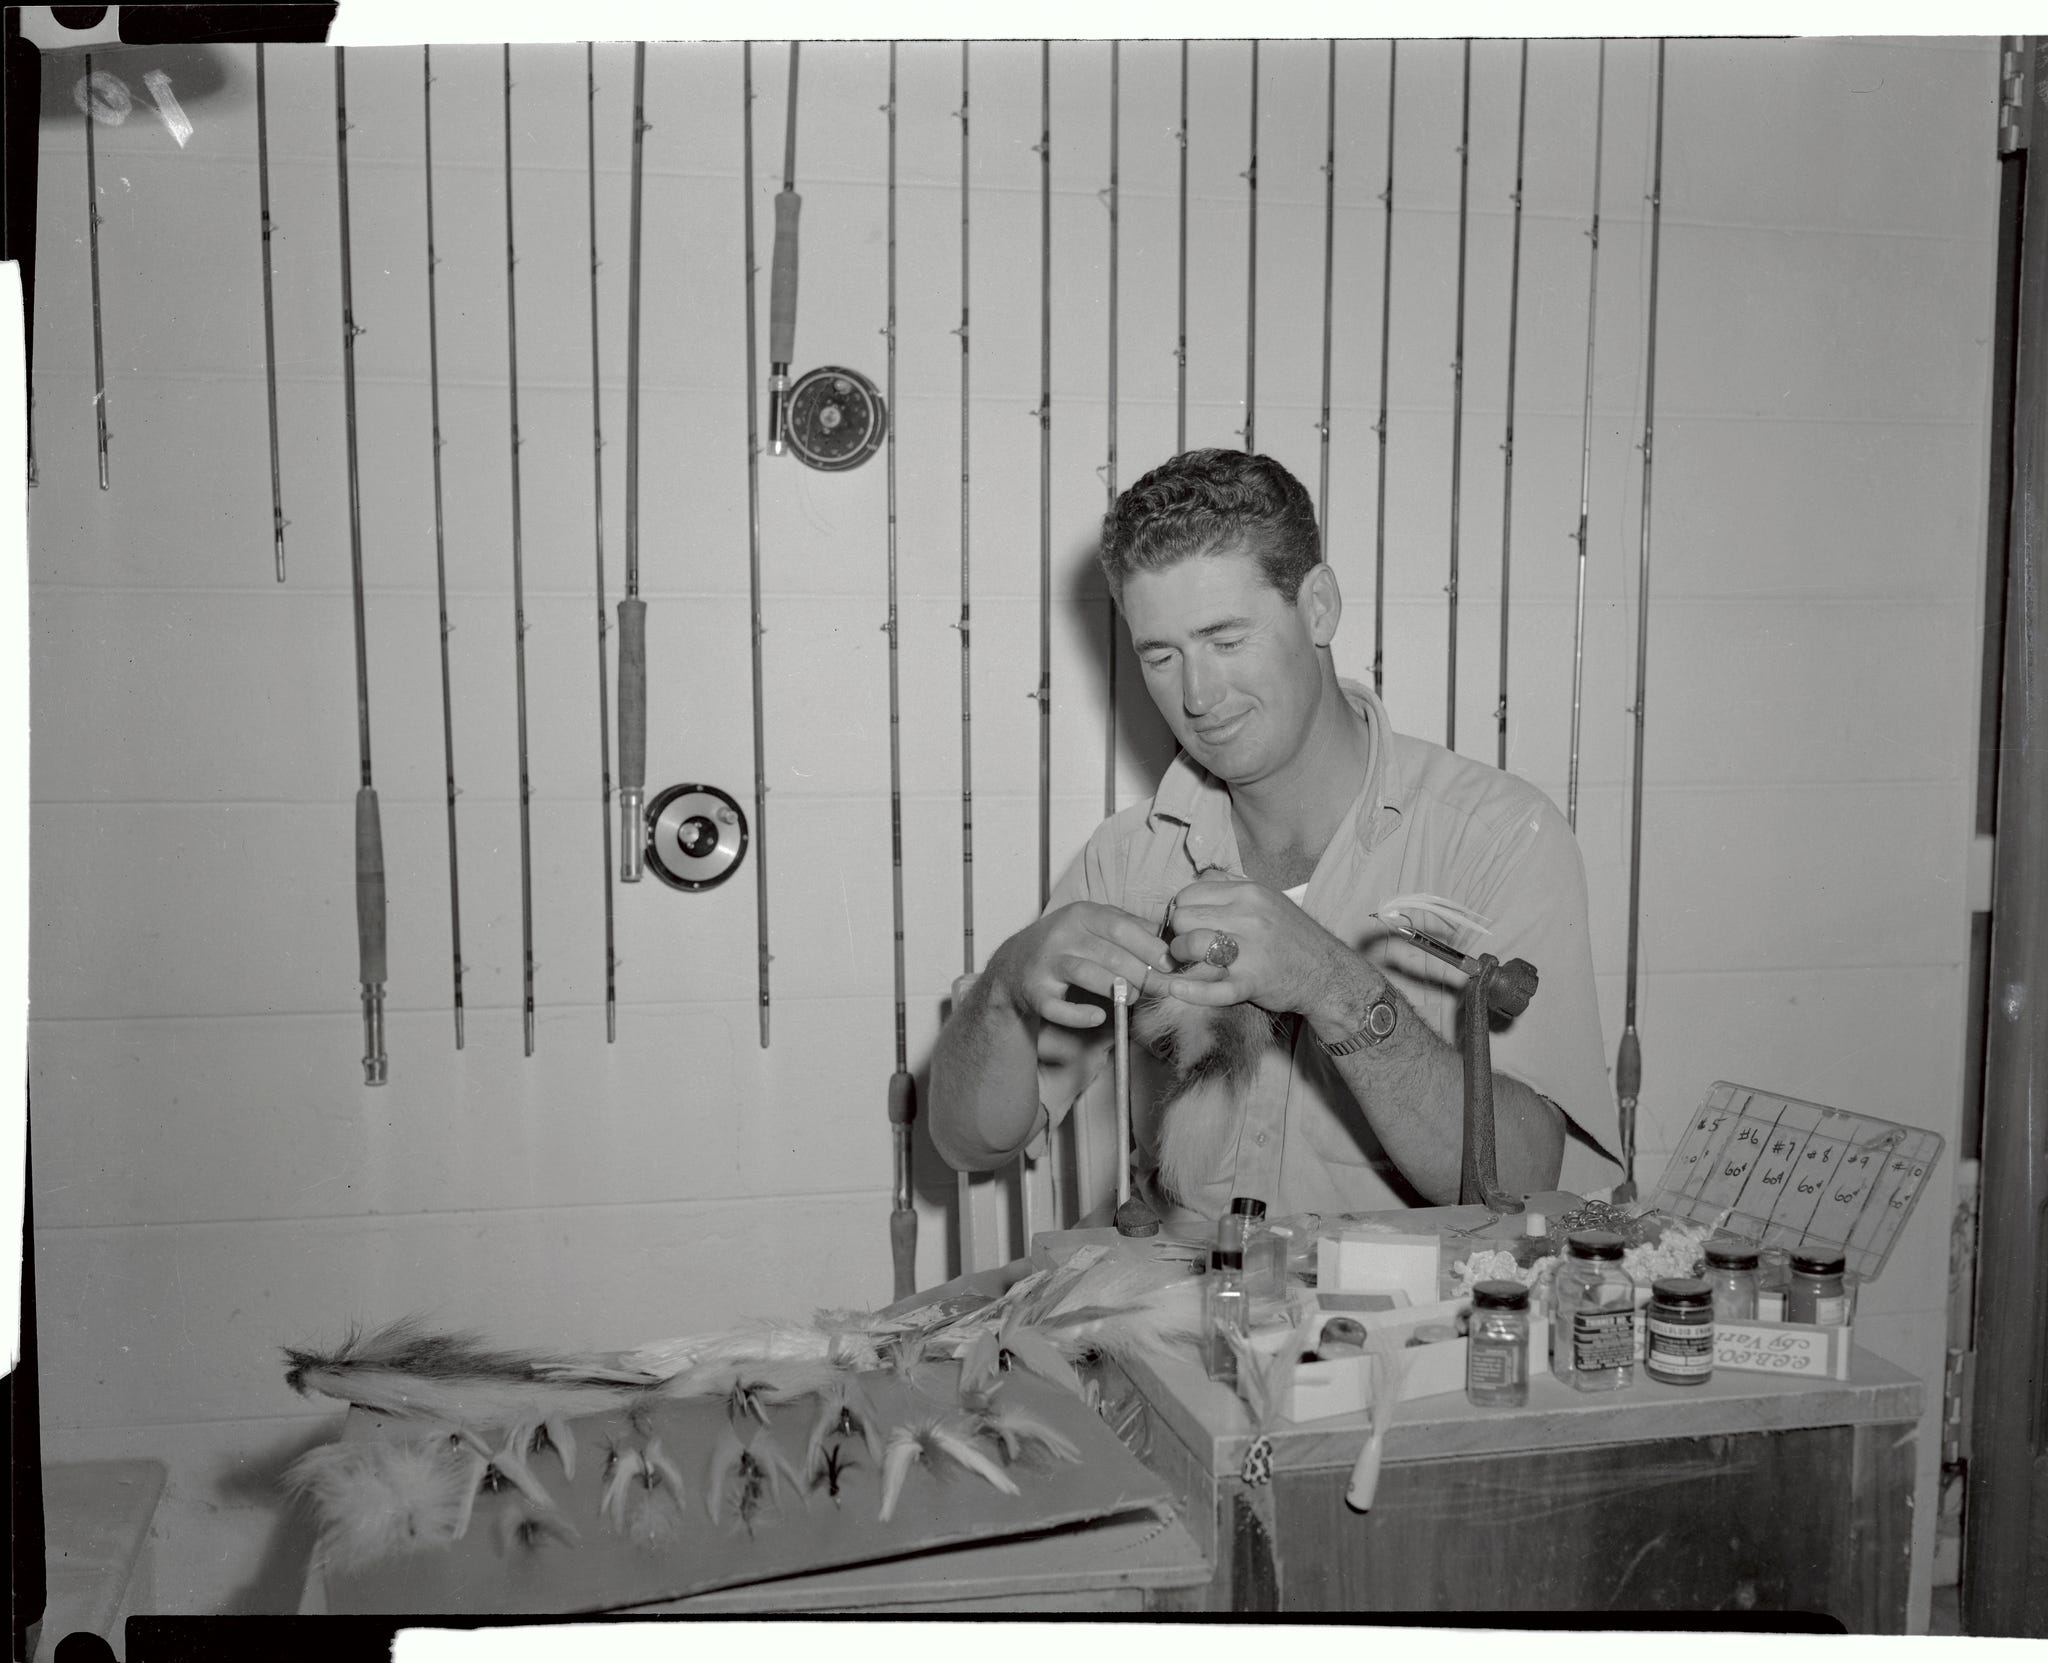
[1645,1081,1945,1284]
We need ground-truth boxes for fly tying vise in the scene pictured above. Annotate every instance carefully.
[617,43,649,885]
[1445,39,1472,752]
[1567,42,1609,832]
[333,48,386,1086]
[586,43,619,1043]
[741,44,774,1049]
[882,45,919,1301]
[1495,41,1530,772]
[1616,39,1671,1204]
[255,45,286,577]
[502,46,539,1059]
[422,47,466,1049]
[1372,41,1397,696]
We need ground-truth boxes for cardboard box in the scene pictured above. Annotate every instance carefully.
[1316,1229,1442,1307]
[1282,1299,1471,1423]
[1713,1319,1854,1381]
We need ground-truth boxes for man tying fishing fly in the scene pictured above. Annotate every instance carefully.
[930,449,1620,1221]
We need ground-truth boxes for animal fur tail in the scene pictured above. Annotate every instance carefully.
[1132,995,1289,1205]
[281,1317,655,1431]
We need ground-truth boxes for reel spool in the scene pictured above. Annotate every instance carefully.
[645,784,749,891]
[782,365,887,471]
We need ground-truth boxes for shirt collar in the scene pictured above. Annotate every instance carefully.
[1147,676,1403,855]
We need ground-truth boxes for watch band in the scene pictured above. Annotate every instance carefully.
[1318,992,1398,1057]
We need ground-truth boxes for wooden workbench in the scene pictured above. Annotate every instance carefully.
[1112,1339,1922,1624]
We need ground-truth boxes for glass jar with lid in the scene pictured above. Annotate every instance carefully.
[1466,1281,1532,1408]
[1703,1236,1760,1323]
[1786,1250,1852,1325]
[1551,1229,1636,1392]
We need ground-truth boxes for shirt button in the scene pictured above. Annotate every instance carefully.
[1254,1132,1268,1148]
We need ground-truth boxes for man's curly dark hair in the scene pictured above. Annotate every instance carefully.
[1098,449,1322,603]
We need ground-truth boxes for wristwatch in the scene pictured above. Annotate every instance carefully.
[1317,990,1398,1057]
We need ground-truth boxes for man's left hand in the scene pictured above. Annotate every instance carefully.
[1162,877,1358,1023]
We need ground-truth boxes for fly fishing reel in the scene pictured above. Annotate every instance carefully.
[645,784,749,891]
[781,366,886,471]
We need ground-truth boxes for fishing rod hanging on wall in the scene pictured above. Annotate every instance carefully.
[955,43,978,1276]
[1372,40,1397,697]
[882,44,918,1300]
[586,42,619,1044]
[1445,38,1472,752]
[84,52,110,490]
[617,43,649,889]
[334,47,386,1086]
[1242,41,1258,454]
[1315,40,1336,540]
[1034,38,1058,1235]
[742,44,774,1049]
[1495,41,1530,772]
[1176,41,1188,452]
[1617,38,1671,1204]
[256,45,286,578]
[502,45,538,1059]
[1104,41,1120,825]
[1567,41,1610,833]
[421,46,465,1050]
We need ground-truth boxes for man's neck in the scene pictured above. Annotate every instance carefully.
[1228,679,1373,886]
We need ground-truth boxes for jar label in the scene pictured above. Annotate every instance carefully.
[1572,1308,1635,1371]
[1467,1339,1524,1388]
[1812,1294,1848,1326]
[1647,1315,1715,1376]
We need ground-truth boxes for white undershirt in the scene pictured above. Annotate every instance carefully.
[1284,882,1309,906]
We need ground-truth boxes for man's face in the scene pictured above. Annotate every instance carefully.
[1121,543,1334,788]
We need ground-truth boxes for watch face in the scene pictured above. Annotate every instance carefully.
[1368,999,1397,1040]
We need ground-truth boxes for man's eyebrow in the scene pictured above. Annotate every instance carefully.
[1132,615,1255,655]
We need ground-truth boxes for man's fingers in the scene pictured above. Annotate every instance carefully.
[1040,997,1107,1027]
[1161,975,1247,1007]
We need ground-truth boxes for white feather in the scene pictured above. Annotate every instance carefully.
[285,1437,474,1572]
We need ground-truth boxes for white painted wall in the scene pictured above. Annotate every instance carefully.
[26,35,1996,1623]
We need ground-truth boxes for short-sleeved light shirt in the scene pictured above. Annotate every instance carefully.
[1038,681,1620,1217]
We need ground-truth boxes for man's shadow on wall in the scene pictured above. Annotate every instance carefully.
[907,534,1179,1279]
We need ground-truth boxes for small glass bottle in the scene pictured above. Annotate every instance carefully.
[1704,1237,1760,1323]
[1204,1247,1249,1387]
[1756,1247,1792,1321]
[1551,1230,1637,1393]
[1645,1277,1715,1386]
[1466,1281,1532,1408]
[1786,1251,1851,1325]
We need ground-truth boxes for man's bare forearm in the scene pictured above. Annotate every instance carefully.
[1308,956,1565,1205]
[928,956,1045,1172]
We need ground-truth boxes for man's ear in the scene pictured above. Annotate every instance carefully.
[1301,563,1342,647]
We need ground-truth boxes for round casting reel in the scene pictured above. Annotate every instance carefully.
[645,784,749,892]
[783,365,887,471]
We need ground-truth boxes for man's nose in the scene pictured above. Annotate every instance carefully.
[1181,655,1220,716]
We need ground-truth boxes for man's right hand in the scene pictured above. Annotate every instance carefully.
[991,901,1179,1029]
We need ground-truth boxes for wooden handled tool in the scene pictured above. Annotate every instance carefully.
[767,43,801,455]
